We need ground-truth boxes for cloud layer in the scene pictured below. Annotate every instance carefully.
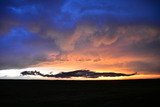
[0,0,160,74]
[21,70,137,78]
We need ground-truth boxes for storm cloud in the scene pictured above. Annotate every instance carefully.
[0,0,160,74]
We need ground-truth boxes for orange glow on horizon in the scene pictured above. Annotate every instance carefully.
[35,74,160,80]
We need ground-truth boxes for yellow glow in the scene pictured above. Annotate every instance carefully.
[32,48,160,80]
[31,74,160,80]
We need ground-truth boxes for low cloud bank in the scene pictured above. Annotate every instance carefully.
[21,70,137,78]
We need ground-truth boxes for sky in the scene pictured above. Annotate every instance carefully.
[0,0,160,80]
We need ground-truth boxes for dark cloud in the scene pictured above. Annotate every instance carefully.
[0,27,57,70]
[21,70,137,78]
[0,0,159,34]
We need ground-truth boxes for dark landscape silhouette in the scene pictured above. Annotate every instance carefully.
[0,79,160,107]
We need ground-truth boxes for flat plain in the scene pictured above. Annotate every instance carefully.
[0,79,160,107]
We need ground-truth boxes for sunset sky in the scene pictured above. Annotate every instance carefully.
[0,0,160,80]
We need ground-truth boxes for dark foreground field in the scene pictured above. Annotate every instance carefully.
[0,79,160,107]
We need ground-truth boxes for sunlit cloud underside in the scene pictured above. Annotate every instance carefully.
[0,0,160,80]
